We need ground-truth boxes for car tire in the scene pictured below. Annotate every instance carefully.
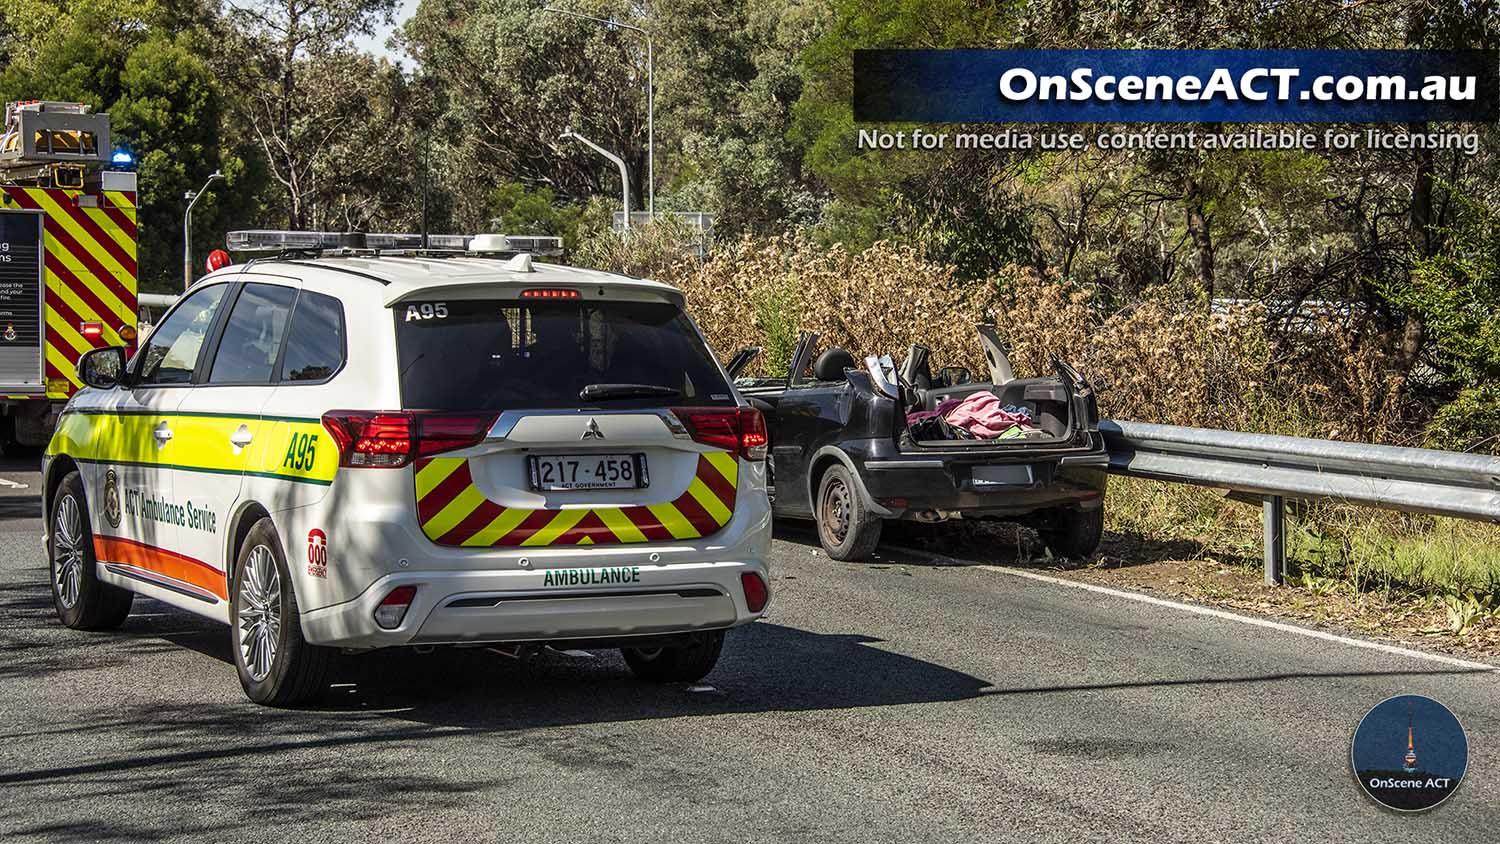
[48,471,133,630]
[230,517,333,706]
[621,630,726,683]
[1039,506,1104,560]
[815,464,882,561]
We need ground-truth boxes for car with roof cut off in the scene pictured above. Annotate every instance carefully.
[41,231,772,705]
[729,329,1107,561]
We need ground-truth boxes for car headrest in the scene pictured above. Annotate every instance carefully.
[813,347,857,382]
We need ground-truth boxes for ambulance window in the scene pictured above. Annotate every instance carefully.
[394,298,733,411]
[208,283,297,384]
[136,284,229,385]
[280,291,345,382]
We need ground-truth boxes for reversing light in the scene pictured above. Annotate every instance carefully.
[520,288,579,299]
[741,572,769,613]
[374,585,418,629]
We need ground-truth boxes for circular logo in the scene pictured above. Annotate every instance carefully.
[1352,694,1467,812]
[103,469,121,529]
[3,324,15,342]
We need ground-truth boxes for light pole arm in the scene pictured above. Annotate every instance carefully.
[543,6,653,217]
[543,7,645,35]
[561,130,630,228]
[183,171,224,290]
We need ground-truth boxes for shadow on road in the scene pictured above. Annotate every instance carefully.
[0,493,42,522]
[0,452,43,472]
[773,519,1261,573]
[0,615,1006,841]
[2,571,1493,844]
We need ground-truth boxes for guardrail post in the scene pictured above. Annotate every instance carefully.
[1262,495,1286,586]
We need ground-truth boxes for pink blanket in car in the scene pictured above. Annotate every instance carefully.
[943,392,1032,438]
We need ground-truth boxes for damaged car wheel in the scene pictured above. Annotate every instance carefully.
[816,464,882,561]
[1039,506,1104,560]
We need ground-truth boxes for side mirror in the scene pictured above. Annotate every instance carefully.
[78,346,126,389]
[939,366,972,386]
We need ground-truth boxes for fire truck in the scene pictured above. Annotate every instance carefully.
[0,101,137,452]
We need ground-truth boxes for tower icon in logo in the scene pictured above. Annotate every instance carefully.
[3,324,15,342]
[1402,702,1419,773]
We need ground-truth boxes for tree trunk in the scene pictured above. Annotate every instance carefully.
[1184,176,1215,300]
[1397,6,1433,372]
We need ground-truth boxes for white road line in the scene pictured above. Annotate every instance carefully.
[873,541,1498,673]
[0,478,28,489]
[982,564,1497,672]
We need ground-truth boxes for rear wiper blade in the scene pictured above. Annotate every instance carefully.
[579,383,682,401]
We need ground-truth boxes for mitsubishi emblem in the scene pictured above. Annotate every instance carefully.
[581,418,605,440]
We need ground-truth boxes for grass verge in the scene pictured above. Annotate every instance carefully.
[1100,475,1500,650]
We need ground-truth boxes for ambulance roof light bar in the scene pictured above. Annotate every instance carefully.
[225,230,565,257]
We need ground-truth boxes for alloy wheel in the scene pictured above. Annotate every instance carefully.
[237,545,283,682]
[52,494,84,609]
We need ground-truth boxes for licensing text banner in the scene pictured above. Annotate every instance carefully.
[852,50,1500,123]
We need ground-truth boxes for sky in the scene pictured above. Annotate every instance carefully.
[352,0,419,68]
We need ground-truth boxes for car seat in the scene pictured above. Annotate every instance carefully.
[812,347,856,382]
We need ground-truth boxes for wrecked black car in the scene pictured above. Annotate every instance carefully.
[730,328,1108,561]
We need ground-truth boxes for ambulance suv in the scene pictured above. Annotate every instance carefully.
[41,233,772,705]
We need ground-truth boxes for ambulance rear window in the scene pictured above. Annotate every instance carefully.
[393,298,732,411]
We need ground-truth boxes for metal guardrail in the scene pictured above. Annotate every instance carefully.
[1099,420,1500,585]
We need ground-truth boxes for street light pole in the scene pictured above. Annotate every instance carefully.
[560,129,630,229]
[183,171,224,290]
[543,6,653,218]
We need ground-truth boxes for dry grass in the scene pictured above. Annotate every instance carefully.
[663,235,1003,376]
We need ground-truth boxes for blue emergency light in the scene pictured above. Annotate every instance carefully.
[109,147,135,169]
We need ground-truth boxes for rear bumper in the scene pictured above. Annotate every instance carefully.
[300,559,767,649]
[857,446,1109,518]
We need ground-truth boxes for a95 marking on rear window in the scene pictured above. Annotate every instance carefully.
[403,302,449,321]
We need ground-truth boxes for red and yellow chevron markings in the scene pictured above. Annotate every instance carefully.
[2,186,137,395]
[415,452,739,547]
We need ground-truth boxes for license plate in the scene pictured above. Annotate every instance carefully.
[971,465,1034,486]
[528,454,646,491]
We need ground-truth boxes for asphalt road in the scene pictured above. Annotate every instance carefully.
[1,456,1495,843]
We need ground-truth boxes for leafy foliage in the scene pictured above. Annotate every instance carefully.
[1391,191,1500,452]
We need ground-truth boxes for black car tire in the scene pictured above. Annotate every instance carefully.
[815,464,882,561]
[1040,505,1105,560]
[621,630,725,683]
[231,517,334,706]
[48,471,133,630]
